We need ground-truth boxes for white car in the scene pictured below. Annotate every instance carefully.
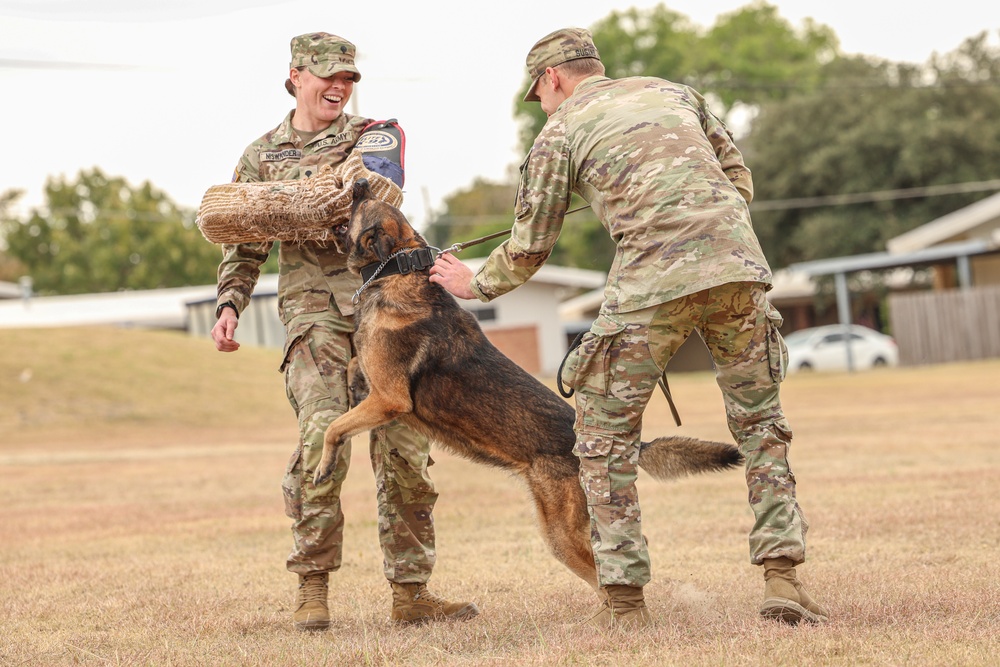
[783,324,899,373]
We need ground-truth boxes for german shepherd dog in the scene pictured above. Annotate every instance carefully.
[315,180,742,590]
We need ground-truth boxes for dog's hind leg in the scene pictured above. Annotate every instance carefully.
[525,467,599,590]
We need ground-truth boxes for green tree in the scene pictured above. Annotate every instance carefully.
[0,168,226,295]
[438,1,839,275]
[746,32,1000,267]
[693,1,838,108]
[514,1,838,151]
[423,178,516,258]
[0,190,29,284]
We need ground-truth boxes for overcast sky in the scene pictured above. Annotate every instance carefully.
[1,0,998,229]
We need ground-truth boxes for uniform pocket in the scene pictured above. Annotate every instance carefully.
[562,314,627,398]
[764,302,788,383]
[513,151,533,221]
[574,429,614,506]
[279,322,313,373]
[282,446,303,520]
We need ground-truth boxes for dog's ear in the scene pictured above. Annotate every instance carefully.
[369,220,396,262]
[355,214,397,264]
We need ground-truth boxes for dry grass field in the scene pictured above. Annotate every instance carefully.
[1,326,998,666]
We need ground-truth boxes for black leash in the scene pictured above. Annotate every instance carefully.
[556,333,682,427]
[556,332,585,398]
[438,228,513,255]
[438,203,591,255]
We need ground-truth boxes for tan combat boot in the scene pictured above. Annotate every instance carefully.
[389,582,479,625]
[293,573,330,631]
[760,557,829,624]
[585,585,652,630]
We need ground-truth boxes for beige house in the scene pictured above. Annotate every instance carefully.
[886,191,1000,288]
[789,191,1000,366]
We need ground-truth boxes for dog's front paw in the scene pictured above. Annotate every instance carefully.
[313,458,335,486]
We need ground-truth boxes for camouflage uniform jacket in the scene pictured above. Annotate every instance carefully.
[471,75,772,313]
[216,110,373,325]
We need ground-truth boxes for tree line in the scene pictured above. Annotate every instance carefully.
[427,3,1000,271]
[3,2,999,295]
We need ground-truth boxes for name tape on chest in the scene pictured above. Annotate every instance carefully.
[261,148,302,162]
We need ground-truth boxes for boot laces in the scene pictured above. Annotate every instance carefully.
[412,585,447,607]
[299,575,327,604]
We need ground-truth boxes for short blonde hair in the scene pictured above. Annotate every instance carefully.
[554,58,605,79]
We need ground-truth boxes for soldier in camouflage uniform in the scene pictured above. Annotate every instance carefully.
[430,27,828,628]
[210,32,478,631]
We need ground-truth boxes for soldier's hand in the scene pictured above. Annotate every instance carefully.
[211,308,241,352]
[429,252,475,300]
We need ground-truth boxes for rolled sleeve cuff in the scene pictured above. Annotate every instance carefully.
[469,274,495,303]
[216,290,248,317]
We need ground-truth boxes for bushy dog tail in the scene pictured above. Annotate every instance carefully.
[638,436,743,481]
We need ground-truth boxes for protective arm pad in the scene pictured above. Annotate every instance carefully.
[356,119,405,187]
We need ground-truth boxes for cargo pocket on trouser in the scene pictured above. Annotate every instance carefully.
[746,416,807,564]
[282,325,352,494]
[371,421,437,581]
[282,446,303,520]
[575,429,650,586]
[373,421,437,506]
[763,300,788,384]
[561,315,626,399]
[574,433,614,506]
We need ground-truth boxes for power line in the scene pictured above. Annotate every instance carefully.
[749,179,1000,211]
[9,180,1000,225]
[423,179,1000,223]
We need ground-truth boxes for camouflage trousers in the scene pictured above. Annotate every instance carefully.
[563,281,808,587]
[280,321,437,582]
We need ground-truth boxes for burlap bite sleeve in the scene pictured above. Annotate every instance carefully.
[196,150,403,244]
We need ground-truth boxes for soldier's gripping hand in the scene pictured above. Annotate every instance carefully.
[429,252,475,300]
[211,307,241,352]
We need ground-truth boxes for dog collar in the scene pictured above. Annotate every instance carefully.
[354,247,436,304]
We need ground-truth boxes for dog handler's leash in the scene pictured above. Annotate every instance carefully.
[556,335,683,427]
[436,203,592,255]
[437,228,514,255]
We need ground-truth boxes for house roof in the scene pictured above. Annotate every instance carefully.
[887,191,1000,253]
[0,281,21,299]
[0,262,609,330]
[0,284,220,329]
[789,238,997,277]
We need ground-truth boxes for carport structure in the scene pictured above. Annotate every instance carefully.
[788,238,999,371]
[786,189,1000,370]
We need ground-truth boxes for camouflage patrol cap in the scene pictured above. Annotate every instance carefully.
[523,27,600,102]
[288,32,361,85]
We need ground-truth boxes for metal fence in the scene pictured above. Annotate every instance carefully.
[888,285,1000,365]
